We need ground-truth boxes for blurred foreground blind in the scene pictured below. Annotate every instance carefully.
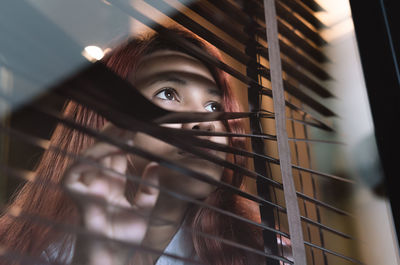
[0,0,373,265]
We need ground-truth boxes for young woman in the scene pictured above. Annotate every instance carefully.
[0,28,267,265]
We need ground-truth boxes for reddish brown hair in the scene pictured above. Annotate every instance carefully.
[0,28,263,265]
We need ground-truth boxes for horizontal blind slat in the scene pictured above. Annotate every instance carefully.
[0,124,355,241]
[279,0,327,29]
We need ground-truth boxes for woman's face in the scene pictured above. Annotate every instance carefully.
[127,50,228,199]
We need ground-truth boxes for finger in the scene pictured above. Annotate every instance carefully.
[82,201,108,232]
[71,171,131,213]
[82,142,122,161]
[68,148,129,199]
[86,172,111,197]
[64,179,89,196]
[101,122,125,138]
[80,128,135,162]
[68,122,134,180]
[109,153,129,192]
[138,162,160,196]
[98,154,129,198]
[134,162,160,212]
[100,122,136,146]
[62,161,97,186]
[110,153,128,175]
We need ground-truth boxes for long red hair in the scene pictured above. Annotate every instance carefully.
[0,28,263,265]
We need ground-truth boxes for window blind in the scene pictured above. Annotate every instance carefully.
[0,0,370,264]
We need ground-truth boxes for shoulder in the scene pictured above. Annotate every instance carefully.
[155,225,197,265]
[41,234,76,265]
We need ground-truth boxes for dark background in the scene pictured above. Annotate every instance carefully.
[349,0,400,248]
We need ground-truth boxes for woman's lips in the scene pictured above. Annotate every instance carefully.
[178,148,217,158]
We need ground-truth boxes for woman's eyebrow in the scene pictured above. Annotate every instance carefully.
[208,87,222,97]
[145,73,222,96]
[147,74,187,86]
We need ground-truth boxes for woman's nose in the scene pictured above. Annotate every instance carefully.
[185,122,215,132]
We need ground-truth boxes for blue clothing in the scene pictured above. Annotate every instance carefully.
[41,224,198,265]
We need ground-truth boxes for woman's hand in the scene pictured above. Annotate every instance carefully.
[62,123,160,265]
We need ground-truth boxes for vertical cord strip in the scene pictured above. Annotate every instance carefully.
[243,2,280,263]
[263,1,307,264]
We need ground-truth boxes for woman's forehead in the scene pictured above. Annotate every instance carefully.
[129,50,216,85]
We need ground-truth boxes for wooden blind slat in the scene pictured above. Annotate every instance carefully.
[263,0,307,264]
[279,0,327,29]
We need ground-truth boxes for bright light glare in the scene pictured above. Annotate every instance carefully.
[82,46,104,62]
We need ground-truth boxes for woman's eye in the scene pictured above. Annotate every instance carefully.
[154,88,179,101]
[205,102,222,112]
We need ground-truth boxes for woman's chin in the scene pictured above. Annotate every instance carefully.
[158,163,223,199]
